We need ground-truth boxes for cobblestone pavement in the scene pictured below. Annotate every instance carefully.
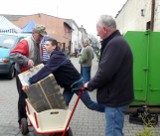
[0,57,160,136]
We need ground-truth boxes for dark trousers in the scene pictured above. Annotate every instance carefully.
[16,72,27,124]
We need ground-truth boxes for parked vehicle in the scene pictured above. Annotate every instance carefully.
[0,33,31,79]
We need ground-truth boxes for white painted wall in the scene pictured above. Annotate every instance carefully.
[71,24,79,53]
[115,0,153,34]
[153,0,160,31]
[67,20,83,53]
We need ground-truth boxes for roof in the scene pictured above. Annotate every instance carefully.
[21,20,36,33]
[115,0,128,18]
[0,16,22,33]
[0,14,24,21]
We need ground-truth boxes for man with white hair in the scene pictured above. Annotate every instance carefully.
[84,15,134,136]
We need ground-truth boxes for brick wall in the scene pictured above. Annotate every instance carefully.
[11,13,71,47]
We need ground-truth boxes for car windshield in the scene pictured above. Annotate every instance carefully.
[0,35,17,49]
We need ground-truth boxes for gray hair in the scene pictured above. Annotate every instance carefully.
[83,38,90,44]
[97,15,116,29]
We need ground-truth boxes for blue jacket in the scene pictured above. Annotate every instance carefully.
[29,49,81,90]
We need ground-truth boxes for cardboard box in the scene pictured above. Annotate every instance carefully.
[18,64,68,112]
[18,63,44,86]
[28,74,68,112]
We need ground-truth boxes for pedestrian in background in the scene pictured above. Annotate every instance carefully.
[10,25,47,127]
[22,38,104,113]
[84,15,134,136]
[40,35,53,64]
[79,38,94,83]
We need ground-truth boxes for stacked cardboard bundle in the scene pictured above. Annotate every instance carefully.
[18,64,68,112]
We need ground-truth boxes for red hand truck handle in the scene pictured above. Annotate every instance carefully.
[62,87,86,136]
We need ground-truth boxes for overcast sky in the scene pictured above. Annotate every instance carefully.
[0,0,127,35]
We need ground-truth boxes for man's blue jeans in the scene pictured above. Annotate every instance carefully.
[63,79,104,112]
[104,104,130,136]
[82,66,91,83]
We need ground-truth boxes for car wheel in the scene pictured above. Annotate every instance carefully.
[7,64,15,79]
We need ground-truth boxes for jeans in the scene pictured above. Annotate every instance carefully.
[104,104,130,136]
[82,66,91,83]
[63,78,104,112]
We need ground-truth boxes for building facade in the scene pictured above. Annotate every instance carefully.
[10,13,72,47]
[1,13,90,54]
[115,0,160,34]
[64,19,81,53]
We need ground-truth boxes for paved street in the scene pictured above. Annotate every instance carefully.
[0,57,160,136]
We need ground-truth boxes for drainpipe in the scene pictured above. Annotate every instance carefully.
[150,0,155,31]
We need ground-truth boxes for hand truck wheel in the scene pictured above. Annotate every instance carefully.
[20,118,29,135]
[65,127,73,136]
[52,127,73,136]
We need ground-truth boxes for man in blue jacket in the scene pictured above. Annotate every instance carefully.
[84,15,134,136]
[23,38,104,112]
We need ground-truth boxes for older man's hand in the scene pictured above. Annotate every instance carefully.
[22,85,30,93]
[28,59,34,68]
[84,82,89,88]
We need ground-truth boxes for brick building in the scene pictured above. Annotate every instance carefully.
[1,13,89,54]
[3,13,72,49]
